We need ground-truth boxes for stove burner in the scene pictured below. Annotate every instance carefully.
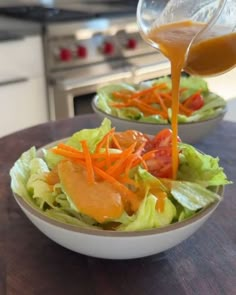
[0,6,95,23]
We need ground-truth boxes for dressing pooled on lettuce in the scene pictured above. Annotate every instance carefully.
[96,76,226,124]
[10,119,230,231]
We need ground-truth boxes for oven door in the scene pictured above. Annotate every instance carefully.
[49,57,171,120]
[49,63,132,120]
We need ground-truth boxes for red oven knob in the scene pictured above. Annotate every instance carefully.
[77,45,87,58]
[127,38,137,49]
[103,42,114,55]
[60,48,72,61]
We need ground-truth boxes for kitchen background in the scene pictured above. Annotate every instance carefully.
[0,0,236,137]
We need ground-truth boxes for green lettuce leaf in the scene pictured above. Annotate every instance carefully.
[44,209,100,229]
[178,207,196,222]
[10,147,36,203]
[138,114,168,123]
[170,180,220,211]
[117,194,176,231]
[26,158,55,209]
[178,143,231,187]
[115,107,142,120]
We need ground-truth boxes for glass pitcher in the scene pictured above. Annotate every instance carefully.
[137,0,236,76]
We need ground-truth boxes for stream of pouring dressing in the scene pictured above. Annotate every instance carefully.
[146,20,236,178]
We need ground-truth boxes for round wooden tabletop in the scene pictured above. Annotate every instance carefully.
[0,114,235,295]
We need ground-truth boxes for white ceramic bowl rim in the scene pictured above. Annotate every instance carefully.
[14,188,223,238]
[92,95,227,126]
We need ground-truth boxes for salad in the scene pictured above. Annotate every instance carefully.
[96,76,226,123]
[10,119,230,231]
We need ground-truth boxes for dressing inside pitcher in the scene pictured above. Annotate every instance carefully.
[137,0,236,178]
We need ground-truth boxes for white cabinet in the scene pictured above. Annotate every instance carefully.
[0,77,48,137]
[0,35,48,137]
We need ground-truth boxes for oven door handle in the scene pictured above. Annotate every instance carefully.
[0,77,28,87]
[134,61,170,76]
[56,71,132,91]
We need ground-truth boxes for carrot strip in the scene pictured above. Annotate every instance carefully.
[106,143,136,176]
[57,143,82,155]
[112,91,133,100]
[91,153,120,160]
[51,148,84,159]
[80,140,95,184]
[179,103,193,116]
[132,156,148,170]
[105,132,111,167]
[110,102,131,108]
[124,154,137,177]
[95,128,115,153]
[160,92,193,116]
[130,83,167,99]
[131,99,164,115]
[154,91,168,112]
[111,134,122,150]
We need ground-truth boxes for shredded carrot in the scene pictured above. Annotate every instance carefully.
[80,140,95,184]
[132,156,148,170]
[131,83,167,99]
[112,91,132,100]
[109,83,198,120]
[110,84,202,119]
[52,148,84,159]
[51,129,171,213]
[106,142,136,176]
[154,91,168,113]
[57,143,82,154]
[111,133,122,150]
[95,128,115,153]
[160,92,193,116]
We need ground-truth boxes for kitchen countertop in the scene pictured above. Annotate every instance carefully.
[0,113,235,295]
[0,16,42,38]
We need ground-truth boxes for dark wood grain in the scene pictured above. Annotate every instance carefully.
[0,114,235,295]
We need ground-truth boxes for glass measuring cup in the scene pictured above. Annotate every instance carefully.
[137,0,236,76]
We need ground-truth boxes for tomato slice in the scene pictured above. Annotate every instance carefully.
[183,93,204,111]
[145,129,181,179]
[151,129,181,149]
[145,147,173,178]
[152,129,173,148]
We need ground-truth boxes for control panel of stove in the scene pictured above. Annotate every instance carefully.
[48,28,156,71]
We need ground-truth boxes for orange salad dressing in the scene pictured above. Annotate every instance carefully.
[146,20,236,178]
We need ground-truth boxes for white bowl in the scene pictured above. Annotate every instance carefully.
[14,191,222,260]
[92,96,226,144]
[12,139,223,260]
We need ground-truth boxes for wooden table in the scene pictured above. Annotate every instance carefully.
[0,114,235,295]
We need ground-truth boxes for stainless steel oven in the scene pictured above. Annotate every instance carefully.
[47,16,170,120]
[0,3,171,120]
